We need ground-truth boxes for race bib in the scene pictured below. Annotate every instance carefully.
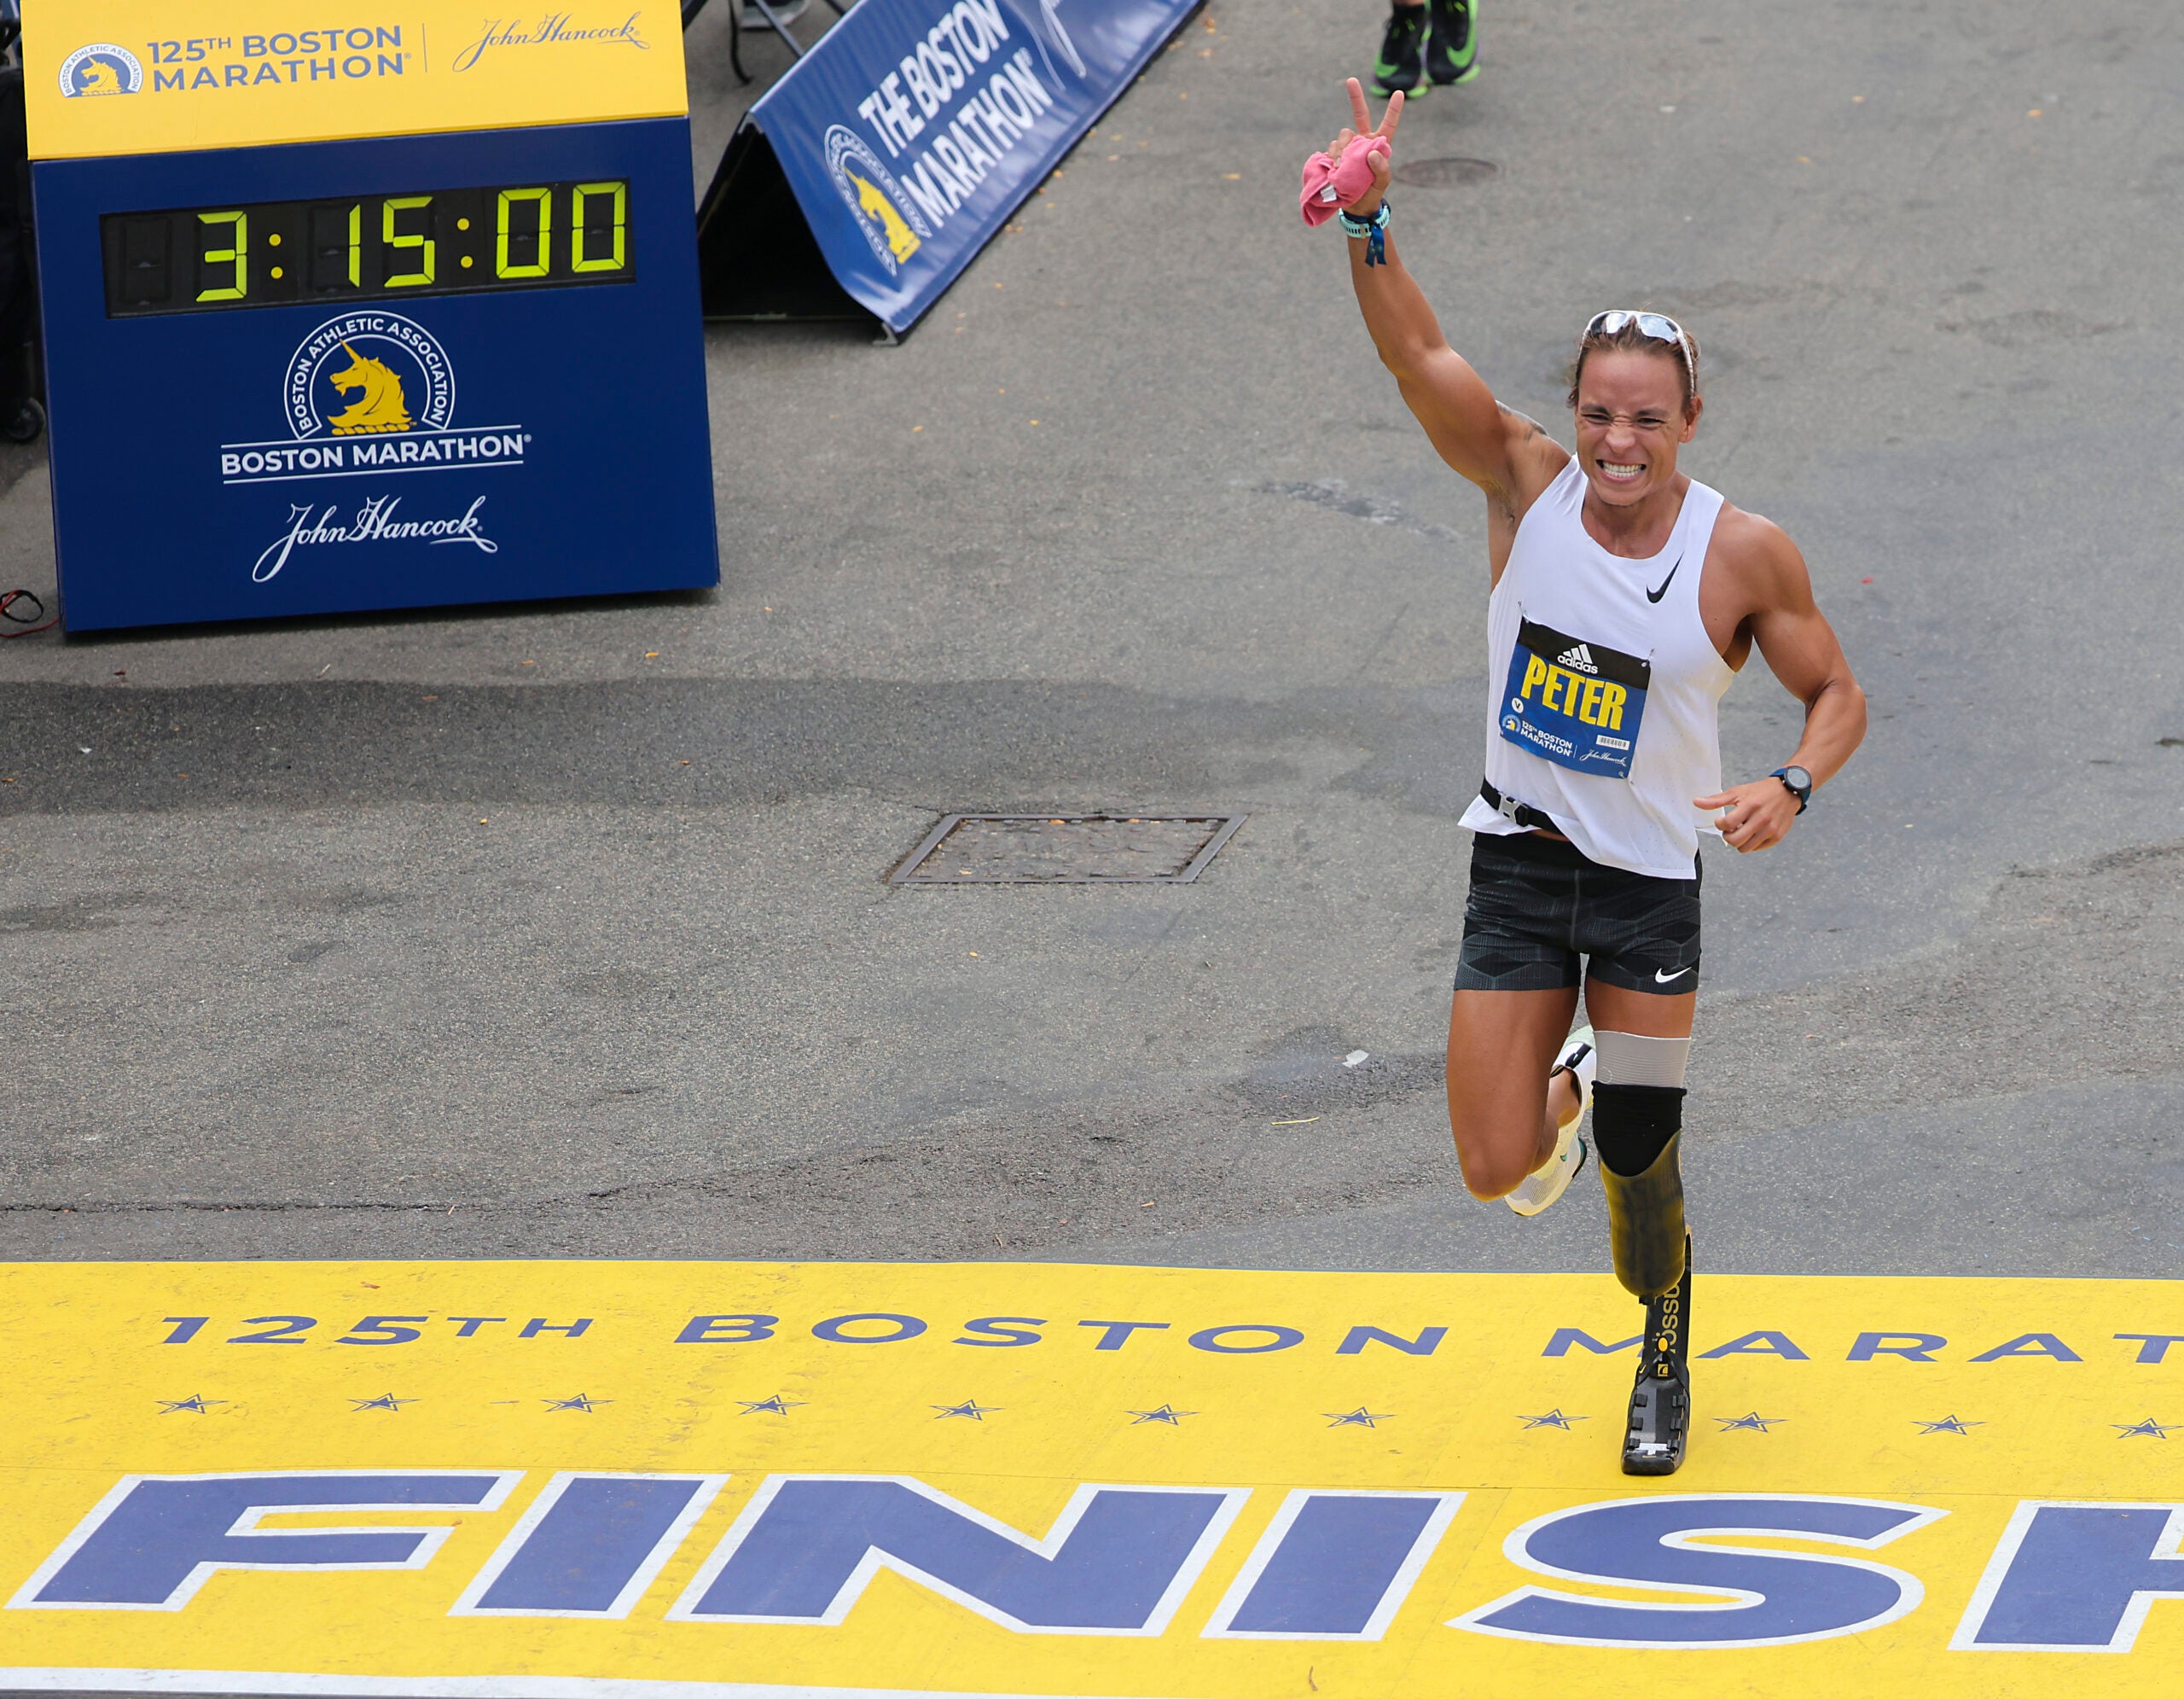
[1499,617,1651,779]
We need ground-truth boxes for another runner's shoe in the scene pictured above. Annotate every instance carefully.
[1507,1027,1594,1217]
[1623,1232,1693,1475]
[1371,3,1431,97]
[1427,0,1479,84]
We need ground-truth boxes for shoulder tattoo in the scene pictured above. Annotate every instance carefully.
[1496,404,1547,445]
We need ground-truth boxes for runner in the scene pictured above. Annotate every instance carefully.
[1310,84,1867,1473]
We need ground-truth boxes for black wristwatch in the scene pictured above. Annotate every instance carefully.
[1771,765,1812,814]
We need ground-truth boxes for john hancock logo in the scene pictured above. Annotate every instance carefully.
[251,493,498,585]
[59,44,144,97]
[826,125,932,277]
[455,12,650,71]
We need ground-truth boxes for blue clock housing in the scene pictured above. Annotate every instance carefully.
[34,117,719,631]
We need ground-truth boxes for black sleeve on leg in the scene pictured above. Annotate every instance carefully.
[1592,1083,1684,1178]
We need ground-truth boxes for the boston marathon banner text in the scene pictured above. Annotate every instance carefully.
[698,0,1198,331]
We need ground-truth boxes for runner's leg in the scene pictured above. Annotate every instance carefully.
[1583,981,1694,1044]
[1586,980,1695,1286]
[1586,979,1698,1472]
[1445,985,1580,1198]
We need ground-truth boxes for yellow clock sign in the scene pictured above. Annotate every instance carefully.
[27,3,689,160]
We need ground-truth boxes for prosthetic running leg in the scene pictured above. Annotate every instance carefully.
[1591,1039,1693,1474]
[1624,1223,1693,1475]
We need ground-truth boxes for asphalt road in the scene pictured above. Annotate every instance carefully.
[1,0,2178,1279]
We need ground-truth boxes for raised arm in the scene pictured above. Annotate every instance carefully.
[1328,80,1565,514]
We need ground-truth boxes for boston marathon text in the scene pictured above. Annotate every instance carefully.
[853,0,1060,228]
[222,434,528,481]
[147,1309,2184,1362]
[144,28,406,90]
[221,434,528,486]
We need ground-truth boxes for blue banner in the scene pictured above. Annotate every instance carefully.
[743,0,1196,332]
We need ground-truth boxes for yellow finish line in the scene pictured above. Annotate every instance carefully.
[3,1260,2183,1695]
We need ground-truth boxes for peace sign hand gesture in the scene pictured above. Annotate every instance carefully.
[1327,78,1403,216]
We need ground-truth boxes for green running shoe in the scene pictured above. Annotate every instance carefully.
[1428,0,1478,85]
[1371,3,1430,98]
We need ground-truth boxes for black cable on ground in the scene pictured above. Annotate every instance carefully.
[0,585,55,635]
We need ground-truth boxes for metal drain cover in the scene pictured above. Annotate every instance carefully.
[890,814,1246,885]
[1394,155,1501,188]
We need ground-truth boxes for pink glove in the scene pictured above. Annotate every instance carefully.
[1299,136,1390,226]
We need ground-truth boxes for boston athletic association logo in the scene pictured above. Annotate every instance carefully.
[285,313,455,439]
[58,44,144,97]
[826,125,932,276]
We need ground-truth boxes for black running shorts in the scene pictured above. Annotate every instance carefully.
[1455,829,1701,996]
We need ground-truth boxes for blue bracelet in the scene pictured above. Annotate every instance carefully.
[1337,198,1391,266]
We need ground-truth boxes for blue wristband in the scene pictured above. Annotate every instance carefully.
[1337,198,1391,266]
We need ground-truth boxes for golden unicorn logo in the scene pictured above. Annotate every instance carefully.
[848,172,921,263]
[77,59,125,96]
[324,342,413,435]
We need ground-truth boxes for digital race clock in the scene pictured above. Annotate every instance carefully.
[27,2,714,631]
[102,178,636,316]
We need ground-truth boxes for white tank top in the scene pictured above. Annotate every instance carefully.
[1459,458,1734,879]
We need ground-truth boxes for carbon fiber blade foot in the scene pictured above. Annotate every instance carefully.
[1622,1233,1693,1475]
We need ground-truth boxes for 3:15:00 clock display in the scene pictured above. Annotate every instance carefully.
[100,178,634,317]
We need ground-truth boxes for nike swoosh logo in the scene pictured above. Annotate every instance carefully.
[1646,556,1683,603]
[1655,966,1693,984]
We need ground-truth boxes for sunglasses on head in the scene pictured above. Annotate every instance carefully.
[1583,310,1698,382]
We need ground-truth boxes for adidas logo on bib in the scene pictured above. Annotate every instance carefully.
[1557,643,1599,674]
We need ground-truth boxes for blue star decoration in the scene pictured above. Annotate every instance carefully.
[1519,1409,1588,1430]
[1128,1405,1196,1425]
[932,1399,999,1420]
[1915,1415,1983,1435]
[738,1395,806,1417]
[1326,1407,1391,1428]
[157,1394,225,1415]
[543,1394,609,1413]
[1715,1411,1781,1433]
[349,1394,414,1413]
[2113,1417,2179,1440]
